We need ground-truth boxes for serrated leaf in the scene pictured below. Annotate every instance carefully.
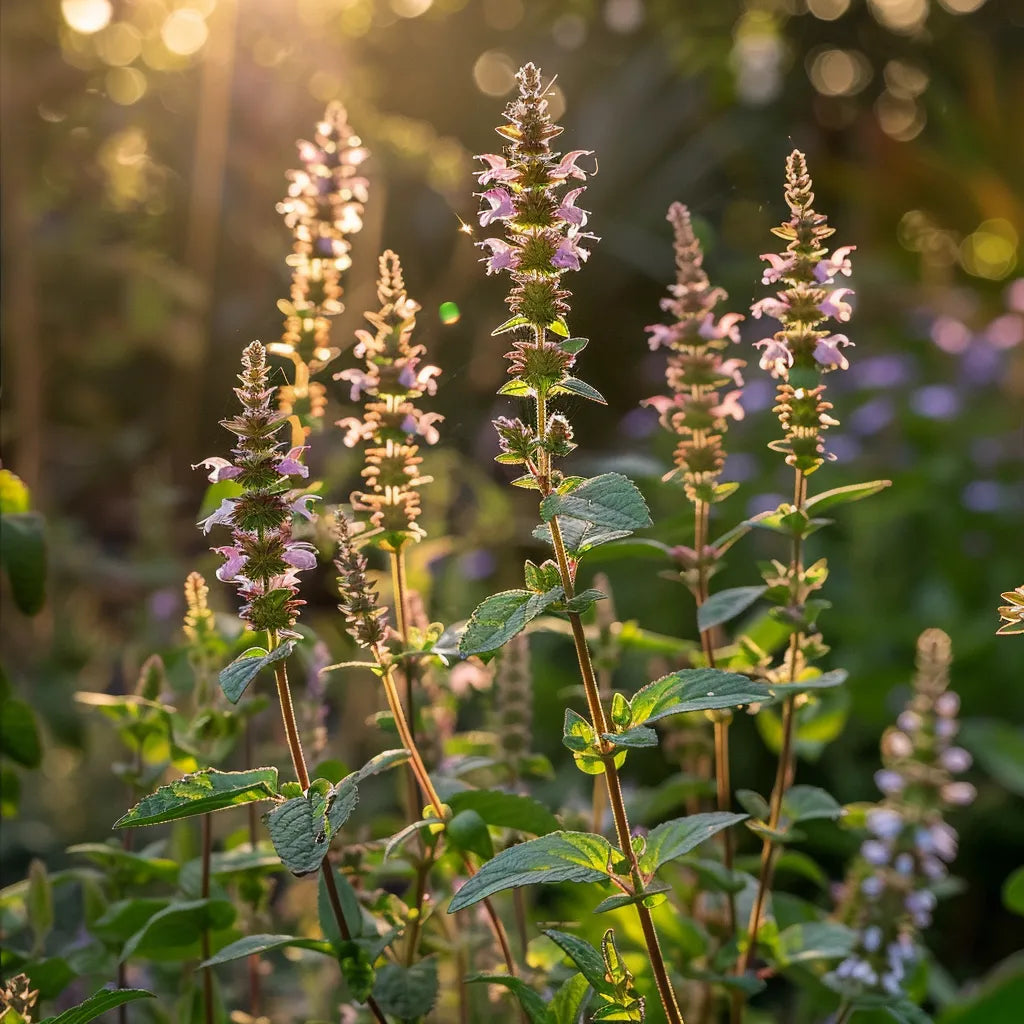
[804,479,891,512]
[782,785,844,823]
[373,958,439,1019]
[114,768,279,828]
[498,378,533,397]
[540,474,651,532]
[639,812,748,874]
[593,883,671,914]
[219,641,295,704]
[38,988,154,1024]
[448,832,614,912]
[774,920,855,966]
[460,588,563,657]
[0,697,41,768]
[697,586,768,632]
[765,669,848,695]
[200,932,333,967]
[543,929,612,995]
[601,726,658,749]
[533,520,634,557]
[121,898,236,960]
[551,376,607,404]
[492,314,530,335]
[337,939,377,1002]
[1,512,47,615]
[630,669,764,724]
[466,975,549,1024]
[447,790,559,835]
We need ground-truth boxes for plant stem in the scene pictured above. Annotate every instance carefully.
[267,632,390,1024]
[737,469,807,979]
[244,718,262,1016]
[201,812,214,1024]
[834,999,854,1024]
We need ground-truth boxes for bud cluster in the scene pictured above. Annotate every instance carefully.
[195,342,318,635]
[643,203,745,504]
[493,633,534,782]
[335,250,442,549]
[829,629,975,998]
[753,151,855,473]
[271,102,369,428]
[997,585,1024,635]
[333,511,389,650]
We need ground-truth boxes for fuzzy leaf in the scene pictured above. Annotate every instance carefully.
[765,669,848,695]
[551,376,607,404]
[492,314,531,335]
[219,642,295,704]
[39,989,155,1024]
[447,809,494,860]
[601,726,659,749]
[448,832,615,912]
[498,378,533,397]
[804,479,891,512]
[460,588,564,657]
[697,586,768,632]
[1,512,47,615]
[540,473,651,532]
[775,920,856,965]
[544,929,612,995]
[466,976,549,1024]
[200,933,333,967]
[559,337,589,355]
[533,520,634,557]
[630,669,764,724]
[447,790,559,835]
[114,768,278,828]
[782,785,844,823]
[373,958,439,1019]
[639,812,748,874]
[592,883,671,914]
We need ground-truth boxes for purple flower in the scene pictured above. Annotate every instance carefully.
[556,187,588,226]
[814,333,853,370]
[751,296,790,320]
[478,237,521,275]
[214,544,248,582]
[198,498,237,535]
[549,149,593,181]
[819,287,854,322]
[479,188,515,227]
[867,808,903,840]
[552,231,594,271]
[755,337,793,376]
[645,322,683,350]
[192,457,243,483]
[276,446,310,478]
[476,153,520,185]
[760,252,796,284]
[290,494,320,521]
[283,541,318,570]
[814,245,856,283]
[337,367,375,401]
[699,311,743,343]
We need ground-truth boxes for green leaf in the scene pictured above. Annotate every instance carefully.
[764,669,848,695]
[1002,867,1024,917]
[1,512,47,615]
[804,479,891,512]
[219,642,295,703]
[639,812,748,874]
[466,976,549,1024]
[498,378,533,397]
[0,469,31,514]
[27,859,53,954]
[114,768,279,828]
[959,719,1024,796]
[697,586,768,632]
[937,954,1024,1024]
[774,920,855,966]
[0,696,42,768]
[630,669,765,724]
[540,473,651,533]
[852,995,935,1024]
[448,832,614,912]
[373,958,439,1019]
[337,939,377,1002]
[559,337,589,355]
[735,789,770,820]
[549,974,592,1024]
[121,898,236,960]
[562,588,606,614]
[543,930,612,995]
[459,587,564,657]
[601,726,659,749]
[782,785,844,823]
[532,519,634,558]
[92,899,171,943]
[38,989,154,1024]
[492,314,531,335]
[680,969,766,996]
[67,843,179,885]
[551,376,607,404]
[593,882,671,914]
[447,809,494,860]
[548,317,570,338]
[447,790,559,835]
[200,932,333,967]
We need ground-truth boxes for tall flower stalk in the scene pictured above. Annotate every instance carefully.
[467,63,684,1024]
[271,102,369,446]
[196,341,388,1024]
[644,202,745,935]
[738,151,859,978]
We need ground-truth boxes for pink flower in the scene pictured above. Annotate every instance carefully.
[198,498,237,534]
[751,296,790,320]
[645,322,683,350]
[641,394,677,415]
[336,367,376,401]
[551,230,595,272]
[550,150,593,181]
[814,245,856,283]
[819,287,854,322]
[479,188,515,227]
[283,541,318,571]
[712,389,745,421]
[813,333,853,370]
[556,187,588,226]
[406,410,444,445]
[336,415,372,447]
[478,237,521,275]
[275,446,310,478]
[760,252,797,285]
[214,544,248,582]
[289,494,321,521]
[192,457,242,483]
[699,311,744,343]
[476,153,520,186]
[755,337,793,377]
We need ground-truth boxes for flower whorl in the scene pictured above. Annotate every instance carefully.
[194,342,317,635]
[335,250,442,549]
[272,102,369,430]
[333,511,389,650]
[644,203,745,504]
[753,151,855,473]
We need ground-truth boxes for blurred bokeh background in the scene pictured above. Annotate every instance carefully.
[2,0,1022,1003]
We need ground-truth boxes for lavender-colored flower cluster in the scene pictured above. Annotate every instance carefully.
[643,202,745,504]
[335,250,442,548]
[194,342,318,635]
[828,628,975,999]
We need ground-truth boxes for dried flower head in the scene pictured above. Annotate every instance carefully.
[644,203,745,504]
[997,585,1024,635]
[829,629,974,999]
[0,973,38,1021]
[753,151,855,473]
[333,511,389,650]
[271,102,369,432]
[194,342,318,635]
[335,250,442,550]
[493,632,534,782]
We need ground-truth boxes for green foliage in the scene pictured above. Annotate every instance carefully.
[467,975,550,1024]
[218,641,296,703]
[373,958,439,1019]
[629,668,765,723]
[639,812,748,874]
[0,512,47,616]
[37,989,155,1024]
[0,695,41,769]
[446,789,559,835]
[460,587,564,657]
[199,932,334,967]
[539,473,651,533]
[120,898,236,960]
[697,585,768,632]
